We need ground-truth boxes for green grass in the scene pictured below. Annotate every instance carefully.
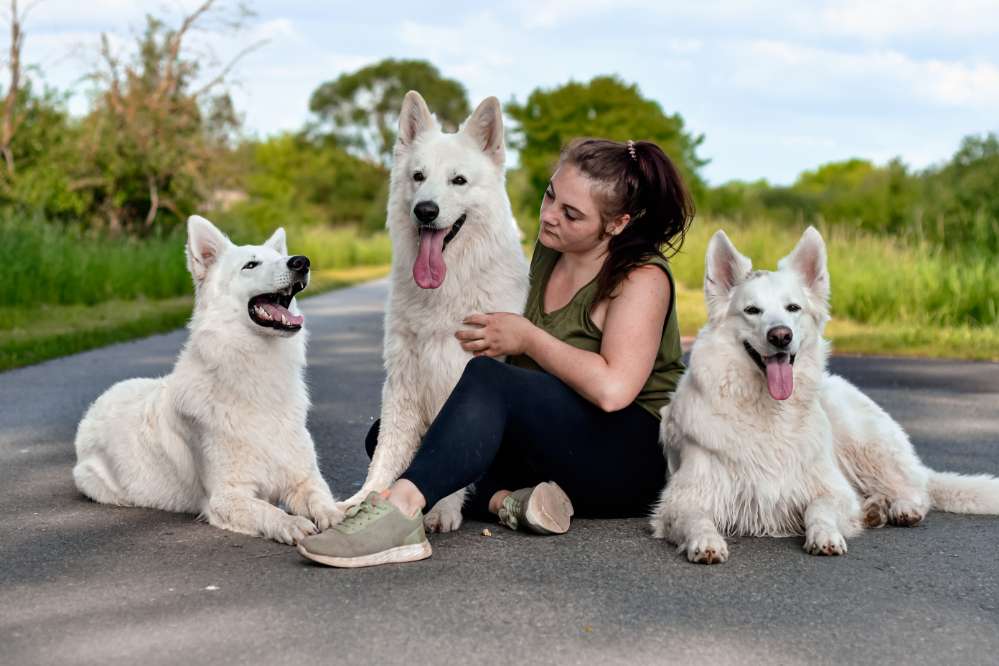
[0,264,390,372]
[670,218,999,328]
[3,215,998,370]
[672,281,999,361]
[0,218,392,307]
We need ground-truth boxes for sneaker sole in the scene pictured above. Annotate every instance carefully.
[524,481,574,535]
[297,541,432,568]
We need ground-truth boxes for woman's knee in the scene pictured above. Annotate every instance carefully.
[464,355,506,379]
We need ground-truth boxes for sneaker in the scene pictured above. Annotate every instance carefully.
[297,492,431,568]
[497,481,574,535]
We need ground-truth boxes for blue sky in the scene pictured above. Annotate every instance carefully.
[17,0,999,185]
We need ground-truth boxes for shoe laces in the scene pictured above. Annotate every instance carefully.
[340,496,386,530]
[497,494,523,531]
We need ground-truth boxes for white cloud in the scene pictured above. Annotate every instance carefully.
[729,40,999,112]
[819,0,999,41]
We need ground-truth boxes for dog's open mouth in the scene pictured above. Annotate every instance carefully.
[248,281,307,331]
[744,341,796,401]
[413,214,467,290]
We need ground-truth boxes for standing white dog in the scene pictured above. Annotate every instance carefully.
[339,91,528,532]
[73,216,342,544]
[651,227,999,563]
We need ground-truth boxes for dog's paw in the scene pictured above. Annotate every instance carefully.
[424,505,463,533]
[310,501,345,531]
[804,525,847,556]
[888,499,925,527]
[271,515,318,545]
[680,533,728,564]
[861,496,889,529]
[335,489,370,514]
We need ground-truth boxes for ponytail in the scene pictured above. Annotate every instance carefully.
[559,138,695,303]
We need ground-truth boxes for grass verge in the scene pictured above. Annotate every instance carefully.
[0,265,390,372]
[673,282,999,361]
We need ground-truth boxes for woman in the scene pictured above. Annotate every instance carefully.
[298,138,694,568]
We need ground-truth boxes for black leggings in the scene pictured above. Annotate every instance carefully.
[365,356,666,520]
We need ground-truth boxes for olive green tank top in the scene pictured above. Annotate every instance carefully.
[508,241,686,420]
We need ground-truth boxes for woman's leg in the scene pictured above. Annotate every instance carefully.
[385,356,665,520]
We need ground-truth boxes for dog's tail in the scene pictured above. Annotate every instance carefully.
[928,470,999,514]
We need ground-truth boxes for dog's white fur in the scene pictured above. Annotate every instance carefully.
[339,91,528,532]
[73,216,341,544]
[651,226,999,563]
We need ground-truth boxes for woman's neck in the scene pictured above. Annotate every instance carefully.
[558,240,610,280]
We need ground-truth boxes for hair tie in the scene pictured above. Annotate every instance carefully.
[626,140,637,161]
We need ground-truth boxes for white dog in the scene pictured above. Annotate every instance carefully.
[73,216,342,544]
[339,91,528,532]
[651,227,999,563]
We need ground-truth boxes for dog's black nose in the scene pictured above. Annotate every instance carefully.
[767,326,793,349]
[414,200,439,224]
[287,255,310,273]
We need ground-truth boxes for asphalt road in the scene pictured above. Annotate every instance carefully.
[2,278,998,666]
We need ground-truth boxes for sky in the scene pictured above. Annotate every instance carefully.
[14,0,999,185]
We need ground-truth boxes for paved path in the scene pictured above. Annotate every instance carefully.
[2,279,998,665]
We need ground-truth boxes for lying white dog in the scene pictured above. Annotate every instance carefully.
[73,216,341,544]
[339,91,528,532]
[651,227,999,563]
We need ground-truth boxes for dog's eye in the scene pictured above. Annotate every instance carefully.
[242,261,260,270]
[413,171,425,182]
[786,303,802,313]
[743,306,761,315]
[451,175,467,186]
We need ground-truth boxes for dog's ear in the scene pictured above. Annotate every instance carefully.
[186,215,230,283]
[462,96,505,167]
[704,230,752,317]
[778,226,829,304]
[398,91,437,146]
[264,227,287,255]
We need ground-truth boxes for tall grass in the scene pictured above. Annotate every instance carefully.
[0,218,392,309]
[669,219,999,327]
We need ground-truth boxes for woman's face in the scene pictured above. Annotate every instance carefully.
[538,164,608,254]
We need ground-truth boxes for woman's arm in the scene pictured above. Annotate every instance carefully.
[457,265,670,412]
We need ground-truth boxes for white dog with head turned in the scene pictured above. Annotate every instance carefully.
[339,91,529,532]
[73,216,342,544]
[651,226,999,563]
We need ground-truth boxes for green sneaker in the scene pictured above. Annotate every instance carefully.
[297,492,431,568]
[497,481,574,535]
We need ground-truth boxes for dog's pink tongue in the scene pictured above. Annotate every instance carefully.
[766,356,794,400]
[260,302,304,327]
[413,228,448,289]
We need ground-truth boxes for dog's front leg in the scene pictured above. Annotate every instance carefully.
[284,469,344,531]
[205,489,317,545]
[803,490,859,556]
[339,377,426,510]
[651,474,728,564]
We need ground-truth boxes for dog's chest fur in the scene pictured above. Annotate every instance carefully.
[667,332,834,536]
[167,324,312,496]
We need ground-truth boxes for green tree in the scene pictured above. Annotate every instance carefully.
[308,59,470,167]
[225,132,385,237]
[506,75,707,219]
[921,133,999,251]
[76,1,258,234]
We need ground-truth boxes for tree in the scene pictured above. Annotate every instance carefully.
[506,76,707,216]
[921,133,999,251]
[225,132,385,237]
[308,59,469,167]
[0,0,26,177]
[76,0,260,233]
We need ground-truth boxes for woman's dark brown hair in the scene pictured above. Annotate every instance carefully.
[558,138,695,304]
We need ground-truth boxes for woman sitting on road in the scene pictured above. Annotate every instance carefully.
[298,138,694,567]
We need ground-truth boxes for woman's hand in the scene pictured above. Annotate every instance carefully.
[455,313,535,357]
